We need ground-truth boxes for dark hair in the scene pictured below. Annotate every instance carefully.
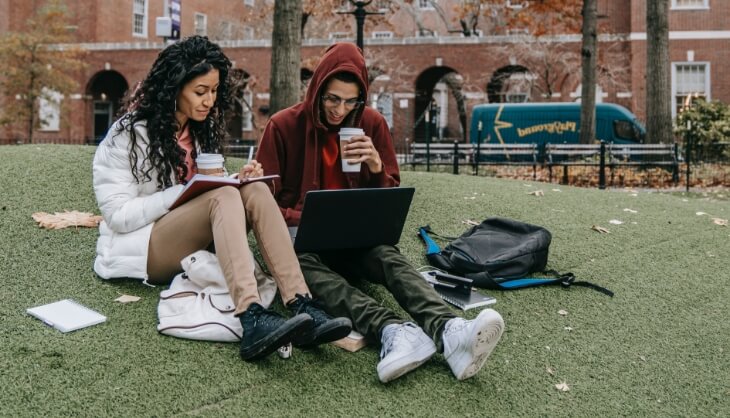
[116,36,232,189]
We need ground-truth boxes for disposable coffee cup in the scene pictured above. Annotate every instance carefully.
[339,127,365,173]
[196,153,225,176]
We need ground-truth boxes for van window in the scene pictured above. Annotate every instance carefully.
[614,120,638,141]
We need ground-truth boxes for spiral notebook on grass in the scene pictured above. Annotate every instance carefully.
[26,299,107,333]
[420,271,496,311]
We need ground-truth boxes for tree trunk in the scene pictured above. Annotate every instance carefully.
[646,0,672,144]
[579,0,597,144]
[269,0,302,117]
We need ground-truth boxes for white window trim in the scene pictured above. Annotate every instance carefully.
[39,88,62,132]
[506,0,527,9]
[670,0,709,10]
[671,61,711,118]
[418,0,435,11]
[242,90,254,132]
[132,0,149,38]
[194,12,208,36]
[372,31,393,39]
[329,32,350,40]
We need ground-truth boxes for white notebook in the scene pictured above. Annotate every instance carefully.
[26,299,107,332]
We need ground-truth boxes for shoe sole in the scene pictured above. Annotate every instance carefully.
[240,314,313,361]
[449,309,504,381]
[294,317,353,349]
[377,339,436,383]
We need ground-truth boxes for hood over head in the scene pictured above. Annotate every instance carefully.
[304,43,369,130]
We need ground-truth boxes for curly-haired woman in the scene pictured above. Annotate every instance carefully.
[92,36,351,361]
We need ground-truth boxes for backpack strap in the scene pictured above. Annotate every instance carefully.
[418,226,457,272]
[468,270,614,297]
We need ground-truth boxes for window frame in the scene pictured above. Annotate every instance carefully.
[670,0,709,10]
[132,0,148,38]
[671,61,711,118]
[372,31,394,39]
[418,0,435,11]
[194,12,208,37]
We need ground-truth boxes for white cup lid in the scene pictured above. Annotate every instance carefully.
[339,127,364,136]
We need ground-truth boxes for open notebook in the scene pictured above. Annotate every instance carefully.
[26,299,107,332]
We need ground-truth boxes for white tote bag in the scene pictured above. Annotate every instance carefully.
[157,250,277,342]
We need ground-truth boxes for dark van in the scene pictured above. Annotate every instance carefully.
[469,102,645,147]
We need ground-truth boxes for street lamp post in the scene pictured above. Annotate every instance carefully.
[338,0,384,51]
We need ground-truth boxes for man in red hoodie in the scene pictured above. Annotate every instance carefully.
[257,43,504,383]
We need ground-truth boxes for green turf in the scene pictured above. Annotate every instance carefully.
[1,144,728,417]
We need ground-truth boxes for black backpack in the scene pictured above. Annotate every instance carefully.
[419,217,613,296]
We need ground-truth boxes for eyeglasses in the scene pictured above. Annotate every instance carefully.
[321,94,363,109]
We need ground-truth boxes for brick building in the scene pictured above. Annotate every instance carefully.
[0,0,728,147]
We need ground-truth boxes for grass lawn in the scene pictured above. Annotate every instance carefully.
[1,144,728,417]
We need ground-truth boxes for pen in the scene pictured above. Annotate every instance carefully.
[248,146,254,163]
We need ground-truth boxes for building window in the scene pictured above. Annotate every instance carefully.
[329,32,350,40]
[671,0,709,9]
[506,0,526,9]
[217,21,232,40]
[194,13,207,36]
[243,25,254,40]
[242,90,253,132]
[132,0,148,37]
[39,88,62,132]
[372,31,393,39]
[418,0,435,10]
[375,0,390,12]
[244,0,255,6]
[672,62,710,117]
[374,93,393,129]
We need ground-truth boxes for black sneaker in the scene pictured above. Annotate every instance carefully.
[239,302,313,361]
[288,294,352,348]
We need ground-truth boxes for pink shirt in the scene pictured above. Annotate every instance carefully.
[176,125,196,182]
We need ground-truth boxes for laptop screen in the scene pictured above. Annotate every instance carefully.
[293,187,415,252]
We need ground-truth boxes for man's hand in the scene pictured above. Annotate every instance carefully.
[342,135,383,174]
[239,159,264,180]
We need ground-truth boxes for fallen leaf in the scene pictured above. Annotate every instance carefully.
[623,208,638,213]
[115,294,141,303]
[555,382,570,392]
[462,219,479,226]
[639,355,646,362]
[564,326,573,331]
[696,212,708,216]
[32,211,103,230]
[712,218,728,227]
[591,225,610,234]
[609,219,624,225]
[546,366,556,376]
[630,193,638,197]
[558,309,568,316]
[523,184,533,187]
[551,188,562,192]
[528,190,545,196]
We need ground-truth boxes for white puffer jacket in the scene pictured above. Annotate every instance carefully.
[92,119,185,280]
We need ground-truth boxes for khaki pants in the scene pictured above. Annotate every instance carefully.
[147,182,309,314]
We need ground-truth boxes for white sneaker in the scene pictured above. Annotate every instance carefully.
[376,322,436,383]
[442,309,504,380]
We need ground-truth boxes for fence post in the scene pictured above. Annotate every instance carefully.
[685,122,692,193]
[475,121,482,176]
[599,140,606,190]
[672,142,679,184]
[452,139,459,175]
[425,110,431,172]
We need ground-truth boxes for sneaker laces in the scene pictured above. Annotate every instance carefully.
[379,323,414,360]
[251,305,285,329]
[291,294,331,326]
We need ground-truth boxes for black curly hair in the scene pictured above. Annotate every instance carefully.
[116,35,232,189]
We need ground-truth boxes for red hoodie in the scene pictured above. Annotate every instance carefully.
[257,43,400,226]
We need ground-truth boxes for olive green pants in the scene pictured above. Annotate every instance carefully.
[297,245,455,350]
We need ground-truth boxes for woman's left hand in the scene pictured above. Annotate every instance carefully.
[239,159,263,180]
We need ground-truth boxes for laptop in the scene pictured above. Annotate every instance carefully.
[291,187,415,252]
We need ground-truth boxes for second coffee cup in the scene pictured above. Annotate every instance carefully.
[196,153,225,176]
[339,127,365,173]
